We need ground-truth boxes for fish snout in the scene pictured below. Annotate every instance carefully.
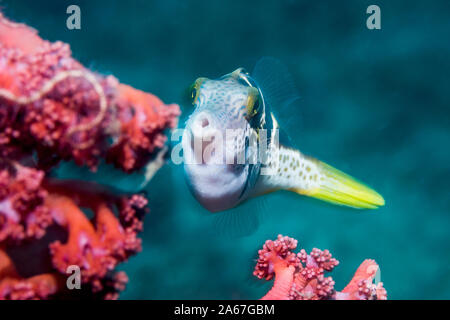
[190,112,218,141]
[188,112,222,164]
[192,111,213,131]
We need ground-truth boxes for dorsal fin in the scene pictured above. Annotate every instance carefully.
[252,57,302,145]
[270,112,292,147]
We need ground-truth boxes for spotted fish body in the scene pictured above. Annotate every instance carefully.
[182,76,256,212]
[182,58,385,212]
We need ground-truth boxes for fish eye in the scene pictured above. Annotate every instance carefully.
[189,77,207,105]
[245,87,261,120]
[191,87,197,101]
[188,83,199,105]
[253,97,260,113]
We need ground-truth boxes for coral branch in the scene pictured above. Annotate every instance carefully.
[0,247,63,299]
[0,12,179,300]
[254,235,387,300]
[0,12,180,171]
[0,160,50,242]
[0,161,149,299]
[0,68,109,150]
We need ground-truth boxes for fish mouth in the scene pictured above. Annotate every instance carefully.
[183,112,222,165]
[189,130,216,164]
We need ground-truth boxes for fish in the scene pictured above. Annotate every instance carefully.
[181,57,385,213]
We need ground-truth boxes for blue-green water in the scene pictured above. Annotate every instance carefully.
[3,0,450,299]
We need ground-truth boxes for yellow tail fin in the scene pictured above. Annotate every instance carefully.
[256,145,384,209]
[292,160,385,209]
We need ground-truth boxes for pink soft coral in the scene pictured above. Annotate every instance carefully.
[254,235,387,300]
[0,13,179,300]
[0,12,179,172]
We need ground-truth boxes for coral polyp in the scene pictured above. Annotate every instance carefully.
[254,235,387,300]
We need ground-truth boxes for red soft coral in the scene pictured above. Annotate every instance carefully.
[0,161,51,242]
[0,12,180,172]
[45,182,148,293]
[0,161,149,300]
[254,235,387,300]
[0,13,179,300]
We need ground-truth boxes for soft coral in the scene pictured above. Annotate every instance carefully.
[254,235,387,300]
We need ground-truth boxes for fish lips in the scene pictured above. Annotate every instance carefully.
[183,115,224,165]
